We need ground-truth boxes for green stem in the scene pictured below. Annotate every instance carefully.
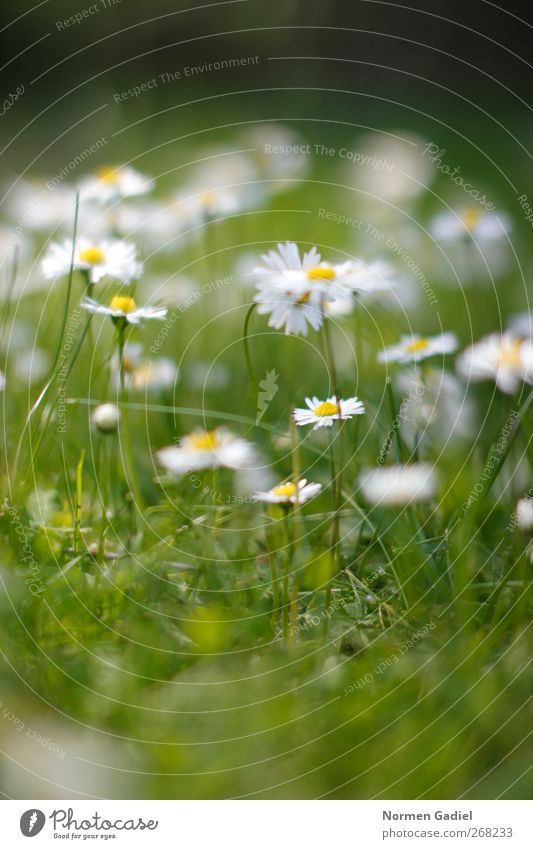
[118,324,144,511]
[471,388,533,521]
[386,377,405,462]
[242,302,259,392]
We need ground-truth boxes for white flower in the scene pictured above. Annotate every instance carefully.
[254,478,322,504]
[394,369,475,443]
[42,238,142,285]
[378,333,458,364]
[79,165,154,203]
[81,295,167,326]
[92,403,121,434]
[430,207,511,243]
[516,497,533,532]
[293,395,365,429]
[360,464,438,506]
[157,428,255,474]
[0,371,5,391]
[111,344,177,392]
[253,248,391,332]
[456,332,533,395]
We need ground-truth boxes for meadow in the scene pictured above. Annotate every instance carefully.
[0,122,531,800]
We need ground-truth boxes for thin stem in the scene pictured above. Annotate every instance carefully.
[386,377,405,462]
[118,324,144,511]
[242,302,259,391]
[74,449,85,554]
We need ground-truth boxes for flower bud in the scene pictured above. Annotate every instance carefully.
[92,403,121,434]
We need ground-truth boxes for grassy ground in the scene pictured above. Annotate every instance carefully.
[0,126,531,799]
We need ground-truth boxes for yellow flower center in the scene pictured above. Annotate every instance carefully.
[110,295,136,314]
[78,246,105,265]
[272,482,297,498]
[188,430,218,451]
[201,191,216,208]
[462,208,480,229]
[306,266,336,280]
[405,338,429,353]
[313,401,339,417]
[499,339,522,367]
[97,166,120,184]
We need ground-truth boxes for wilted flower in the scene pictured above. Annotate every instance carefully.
[42,238,142,285]
[293,395,365,429]
[378,333,458,364]
[360,463,438,506]
[456,332,533,395]
[81,295,167,326]
[254,479,321,504]
[157,428,255,474]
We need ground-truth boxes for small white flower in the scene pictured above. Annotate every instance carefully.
[254,478,322,504]
[157,428,255,475]
[456,332,533,395]
[111,344,177,392]
[378,333,458,364]
[516,497,533,532]
[92,403,121,434]
[430,207,511,243]
[0,370,5,391]
[79,165,154,203]
[360,464,438,506]
[81,295,167,326]
[42,238,142,285]
[293,395,365,429]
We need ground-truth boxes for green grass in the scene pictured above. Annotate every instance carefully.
[0,134,532,799]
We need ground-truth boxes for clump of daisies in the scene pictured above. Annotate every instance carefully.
[293,395,365,430]
[456,331,533,395]
[252,241,392,336]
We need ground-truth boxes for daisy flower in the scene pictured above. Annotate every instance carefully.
[430,207,511,243]
[42,238,142,285]
[81,295,167,326]
[111,344,177,392]
[254,244,398,336]
[378,333,458,364]
[157,428,255,475]
[254,479,322,505]
[79,165,154,203]
[360,463,438,506]
[293,395,365,429]
[456,332,533,395]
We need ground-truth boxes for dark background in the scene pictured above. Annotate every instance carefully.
[1,0,531,187]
